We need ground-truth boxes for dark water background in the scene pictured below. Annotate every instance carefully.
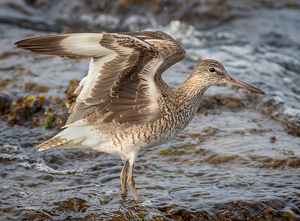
[0,0,300,220]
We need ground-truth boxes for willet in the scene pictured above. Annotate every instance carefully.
[15,31,265,203]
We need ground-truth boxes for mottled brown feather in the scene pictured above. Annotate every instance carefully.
[15,31,187,126]
[15,35,91,60]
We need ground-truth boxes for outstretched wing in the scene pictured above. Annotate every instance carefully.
[15,31,186,126]
[125,31,186,75]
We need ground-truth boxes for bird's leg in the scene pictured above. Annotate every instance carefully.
[120,160,129,198]
[127,163,139,203]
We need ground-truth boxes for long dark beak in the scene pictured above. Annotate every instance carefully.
[225,74,265,94]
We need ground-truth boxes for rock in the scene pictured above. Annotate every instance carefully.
[0,93,11,115]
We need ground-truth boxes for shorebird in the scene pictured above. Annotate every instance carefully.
[15,31,265,203]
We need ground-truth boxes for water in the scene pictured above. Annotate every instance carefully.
[0,2,300,220]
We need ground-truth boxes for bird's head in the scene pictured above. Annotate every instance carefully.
[193,59,265,94]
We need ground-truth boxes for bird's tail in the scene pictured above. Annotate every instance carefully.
[37,134,65,151]
[36,123,92,151]
[36,122,113,152]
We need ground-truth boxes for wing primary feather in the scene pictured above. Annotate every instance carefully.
[15,31,187,125]
[116,90,137,99]
[111,97,149,105]
[66,105,98,125]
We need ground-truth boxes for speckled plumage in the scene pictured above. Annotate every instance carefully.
[15,31,265,203]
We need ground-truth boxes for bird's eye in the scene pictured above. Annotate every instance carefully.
[209,68,215,73]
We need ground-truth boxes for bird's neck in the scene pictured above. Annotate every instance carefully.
[174,74,209,110]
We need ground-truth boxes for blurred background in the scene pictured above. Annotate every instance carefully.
[0,0,300,220]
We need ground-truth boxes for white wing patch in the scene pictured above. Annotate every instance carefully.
[60,34,110,57]
[76,54,116,103]
[138,58,164,111]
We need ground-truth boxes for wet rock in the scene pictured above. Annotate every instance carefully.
[7,94,47,126]
[198,94,245,113]
[0,154,18,162]
[199,96,217,112]
[251,155,285,169]
[4,0,297,33]
[33,0,52,12]
[152,216,168,221]
[8,98,30,125]
[64,77,80,105]
[1,78,79,129]
[233,130,245,134]
[188,64,195,70]
[0,93,11,116]
[279,207,300,220]
[263,207,278,219]
[202,126,218,136]
[184,132,202,138]
[0,207,13,215]
[249,154,300,168]
[245,90,262,102]
[182,0,229,25]
[158,204,179,213]
[222,96,244,110]
[205,153,239,164]
[152,198,300,220]
[156,149,173,155]
[30,117,40,127]
[156,148,187,157]
[30,96,46,113]
[287,122,300,137]
[0,78,10,89]
[258,99,300,137]
[286,158,300,167]
[56,198,90,212]
[247,128,258,134]
[168,209,196,220]
[44,114,55,129]
[24,82,49,92]
[270,135,276,143]
[14,210,49,221]
[54,113,69,129]
[0,52,17,59]
[37,174,55,181]
[194,148,210,156]
[261,32,299,48]
[280,148,294,156]
[25,0,36,5]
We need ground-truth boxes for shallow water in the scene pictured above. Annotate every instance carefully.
[1,2,300,220]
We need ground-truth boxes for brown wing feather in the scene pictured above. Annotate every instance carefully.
[65,33,165,125]
[15,31,185,126]
[74,34,163,125]
[15,34,93,60]
[124,31,186,74]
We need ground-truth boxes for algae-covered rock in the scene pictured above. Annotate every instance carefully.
[44,114,55,129]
